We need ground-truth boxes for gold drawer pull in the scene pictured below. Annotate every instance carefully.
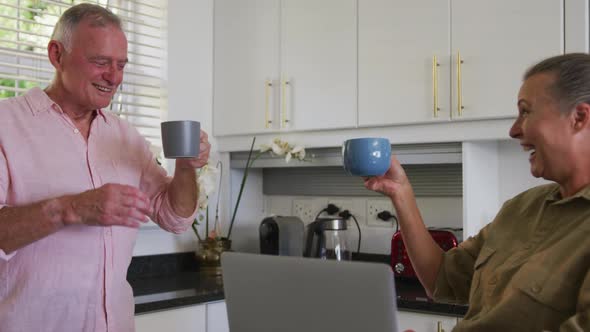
[281,77,290,128]
[264,80,273,128]
[457,51,464,116]
[433,55,440,117]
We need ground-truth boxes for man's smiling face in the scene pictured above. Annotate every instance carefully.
[58,19,128,111]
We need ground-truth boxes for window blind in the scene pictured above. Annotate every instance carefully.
[0,0,167,148]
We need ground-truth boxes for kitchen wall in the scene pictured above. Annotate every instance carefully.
[134,0,215,256]
[133,0,551,256]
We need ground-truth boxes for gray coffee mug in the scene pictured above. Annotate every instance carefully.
[161,120,201,158]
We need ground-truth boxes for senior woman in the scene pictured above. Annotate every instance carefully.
[367,53,590,331]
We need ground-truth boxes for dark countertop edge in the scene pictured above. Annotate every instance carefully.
[397,299,467,317]
[135,293,467,317]
[135,292,225,315]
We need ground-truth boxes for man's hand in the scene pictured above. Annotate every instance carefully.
[62,184,152,228]
[167,129,211,217]
[175,130,211,170]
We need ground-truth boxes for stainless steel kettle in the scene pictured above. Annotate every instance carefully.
[304,217,351,261]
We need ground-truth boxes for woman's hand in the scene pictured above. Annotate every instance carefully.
[363,155,410,198]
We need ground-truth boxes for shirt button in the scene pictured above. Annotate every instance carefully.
[531,284,542,293]
[523,244,532,250]
[74,128,79,134]
[489,276,498,285]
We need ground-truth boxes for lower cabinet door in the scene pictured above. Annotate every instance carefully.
[398,311,457,332]
[206,301,230,332]
[135,305,207,332]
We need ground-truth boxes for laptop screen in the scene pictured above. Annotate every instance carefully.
[221,252,399,332]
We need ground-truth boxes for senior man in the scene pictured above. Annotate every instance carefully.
[0,4,210,331]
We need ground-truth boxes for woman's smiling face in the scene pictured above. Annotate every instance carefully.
[509,72,576,182]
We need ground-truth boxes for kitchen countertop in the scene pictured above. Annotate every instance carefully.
[128,252,468,317]
[132,272,224,314]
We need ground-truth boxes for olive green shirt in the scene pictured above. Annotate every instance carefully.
[433,183,590,332]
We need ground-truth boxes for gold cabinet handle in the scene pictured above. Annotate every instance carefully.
[457,51,464,116]
[281,77,290,128]
[437,321,445,332]
[264,80,273,129]
[432,55,440,118]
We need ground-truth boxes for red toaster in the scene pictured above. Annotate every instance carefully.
[391,228,460,278]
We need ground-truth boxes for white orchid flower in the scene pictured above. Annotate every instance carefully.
[291,146,305,160]
[196,164,220,211]
[291,145,303,154]
[260,138,308,162]
[149,144,162,159]
[297,150,306,160]
[197,190,208,210]
[271,142,286,156]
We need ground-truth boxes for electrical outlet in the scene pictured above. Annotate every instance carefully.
[367,199,396,228]
[327,198,365,225]
[292,198,326,224]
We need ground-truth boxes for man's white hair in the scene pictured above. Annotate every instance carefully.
[50,3,122,52]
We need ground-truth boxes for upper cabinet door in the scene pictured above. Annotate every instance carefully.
[213,0,280,136]
[358,0,451,127]
[451,0,564,120]
[281,0,357,131]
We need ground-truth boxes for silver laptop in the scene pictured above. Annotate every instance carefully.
[221,252,399,332]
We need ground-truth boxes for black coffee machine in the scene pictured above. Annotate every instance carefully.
[259,216,304,256]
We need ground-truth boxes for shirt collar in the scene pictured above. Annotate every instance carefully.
[95,108,109,124]
[24,87,109,125]
[24,87,54,114]
[546,183,590,204]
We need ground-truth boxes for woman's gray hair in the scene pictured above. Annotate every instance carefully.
[51,3,122,52]
[524,53,590,113]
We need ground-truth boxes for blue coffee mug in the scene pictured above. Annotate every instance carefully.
[342,138,391,176]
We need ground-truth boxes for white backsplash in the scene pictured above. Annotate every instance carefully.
[264,195,462,255]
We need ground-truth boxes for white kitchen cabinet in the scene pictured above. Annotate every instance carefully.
[213,0,357,136]
[206,301,229,332]
[398,311,458,332]
[135,304,206,332]
[451,0,562,120]
[280,0,357,131]
[358,0,563,126]
[359,0,452,125]
[213,0,280,136]
[134,301,228,332]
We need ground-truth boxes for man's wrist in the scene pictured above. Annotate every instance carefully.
[172,164,198,185]
[53,195,79,226]
[174,161,199,175]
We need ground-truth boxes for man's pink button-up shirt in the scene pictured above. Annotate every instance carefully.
[0,88,196,331]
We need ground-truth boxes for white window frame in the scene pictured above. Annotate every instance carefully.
[0,0,167,149]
